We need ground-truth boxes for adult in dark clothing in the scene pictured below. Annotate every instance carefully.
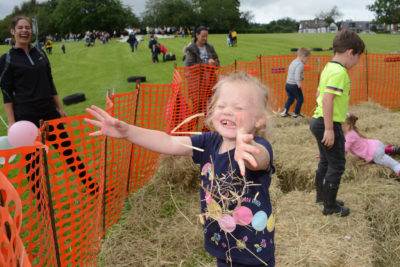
[127,31,136,52]
[148,35,159,63]
[184,26,219,67]
[0,16,95,205]
[0,16,66,127]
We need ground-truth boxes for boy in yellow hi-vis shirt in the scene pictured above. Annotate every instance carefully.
[310,29,365,217]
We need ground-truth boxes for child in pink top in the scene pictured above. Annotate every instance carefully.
[343,113,400,176]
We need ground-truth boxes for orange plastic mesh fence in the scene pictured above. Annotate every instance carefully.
[0,146,58,266]
[0,171,31,267]
[0,53,399,267]
[125,83,176,193]
[103,92,136,230]
[42,115,104,266]
[367,53,400,110]
[176,64,220,132]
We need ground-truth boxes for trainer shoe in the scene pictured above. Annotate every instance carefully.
[280,108,291,117]
[292,113,304,118]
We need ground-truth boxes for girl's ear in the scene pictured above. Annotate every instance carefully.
[10,28,15,36]
[255,114,267,128]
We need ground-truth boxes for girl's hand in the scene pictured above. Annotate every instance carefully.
[234,115,260,176]
[85,105,130,139]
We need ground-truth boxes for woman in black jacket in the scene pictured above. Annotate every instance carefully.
[0,16,66,128]
[0,16,95,202]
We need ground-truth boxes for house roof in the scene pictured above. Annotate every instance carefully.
[300,20,329,28]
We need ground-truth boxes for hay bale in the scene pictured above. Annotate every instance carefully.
[358,177,400,265]
[275,182,375,266]
[157,155,200,192]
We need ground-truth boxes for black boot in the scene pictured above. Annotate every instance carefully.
[315,177,344,206]
[322,182,349,217]
[393,146,400,155]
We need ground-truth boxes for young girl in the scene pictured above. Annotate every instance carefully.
[343,113,400,176]
[85,72,275,266]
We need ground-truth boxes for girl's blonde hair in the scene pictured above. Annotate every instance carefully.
[205,72,270,137]
[345,113,366,138]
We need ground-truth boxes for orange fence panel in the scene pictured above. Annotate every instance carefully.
[42,115,103,266]
[0,146,58,266]
[0,171,31,267]
[103,91,137,230]
[126,84,174,193]
[367,53,400,110]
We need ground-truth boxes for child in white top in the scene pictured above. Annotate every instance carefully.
[343,113,400,176]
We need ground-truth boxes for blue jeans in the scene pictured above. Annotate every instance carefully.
[310,117,346,184]
[152,52,159,62]
[284,83,303,114]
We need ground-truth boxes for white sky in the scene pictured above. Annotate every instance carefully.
[0,0,376,23]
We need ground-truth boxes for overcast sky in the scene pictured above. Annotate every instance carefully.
[0,0,376,23]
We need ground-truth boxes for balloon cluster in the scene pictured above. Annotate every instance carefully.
[200,163,275,234]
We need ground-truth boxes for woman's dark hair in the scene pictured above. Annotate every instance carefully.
[194,26,208,42]
[10,16,31,30]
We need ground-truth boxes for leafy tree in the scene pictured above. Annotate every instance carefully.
[51,0,139,35]
[194,0,242,32]
[367,0,400,24]
[265,18,299,33]
[142,0,196,27]
[315,6,342,25]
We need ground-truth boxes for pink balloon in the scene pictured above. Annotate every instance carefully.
[8,121,39,147]
[205,191,212,204]
[233,206,253,226]
[218,215,236,233]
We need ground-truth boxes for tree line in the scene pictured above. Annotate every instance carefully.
[0,0,398,42]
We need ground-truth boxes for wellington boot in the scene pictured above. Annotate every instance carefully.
[315,176,344,206]
[322,182,349,217]
[317,198,344,206]
[323,204,350,217]
[393,146,400,155]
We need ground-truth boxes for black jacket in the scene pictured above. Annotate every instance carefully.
[0,46,58,116]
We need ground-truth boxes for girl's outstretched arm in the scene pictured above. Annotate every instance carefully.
[85,105,193,156]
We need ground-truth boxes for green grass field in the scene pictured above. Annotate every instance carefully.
[0,32,399,136]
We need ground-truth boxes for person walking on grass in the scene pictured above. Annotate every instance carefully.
[281,48,311,118]
[310,29,365,217]
[86,72,276,266]
[343,113,400,176]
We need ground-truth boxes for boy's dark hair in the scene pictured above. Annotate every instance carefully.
[333,29,365,55]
